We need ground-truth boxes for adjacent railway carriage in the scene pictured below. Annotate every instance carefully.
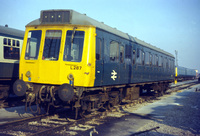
[0,25,24,99]
[175,66,197,81]
[13,10,175,117]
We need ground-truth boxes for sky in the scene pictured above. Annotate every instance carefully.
[1,0,200,71]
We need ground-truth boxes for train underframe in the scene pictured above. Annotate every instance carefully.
[21,80,170,119]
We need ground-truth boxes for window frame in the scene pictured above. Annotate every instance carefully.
[109,40,119,63]
[25,30,42,60]
[4,46,20,60]
[63,30,85,62]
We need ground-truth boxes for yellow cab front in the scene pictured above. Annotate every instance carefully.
[19,25,96,87]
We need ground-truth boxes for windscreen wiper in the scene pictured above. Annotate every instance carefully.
[71,27,77,45]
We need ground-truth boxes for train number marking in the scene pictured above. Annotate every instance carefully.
[111,70,117,80]
[65,64,82,70]
[70,65,82,70]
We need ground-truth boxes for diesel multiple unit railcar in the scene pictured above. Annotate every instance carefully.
[175,66,197,81]
[0,25,24,100]
[13,10,175,118]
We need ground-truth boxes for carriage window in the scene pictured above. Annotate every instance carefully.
[169,59,171,69]
[136,49,145,65]
[132,49,136,65]
[152,54,156,66]
[43,30,62,61]
[110,41,119,62]
[156,55,159,66]
[136,49,141,64]
[162,57,165,67]
[159,56,163,67]
[153,55,158,66]
[17,41,20,47]
[63,30,85,62]
[125,44,132,64]
[149,53,152,65]
[13,40,16,46]
[166,58,169,69]
[25,30,42,60]
[3,38,7,45]
[4,46,19,60]
[96,38,102,60]
[145,52,150,65]
[8,39,11,46]
[163,58,166,68]
[120,45,124,63]
[142,51,145,65]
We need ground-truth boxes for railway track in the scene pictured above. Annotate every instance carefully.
[0,80,199,136]
[0,96,25,109]
[168,80,199,93]
[0,108,104,136]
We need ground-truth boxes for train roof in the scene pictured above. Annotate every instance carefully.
[27,9,174,58]
[0,25,24,39]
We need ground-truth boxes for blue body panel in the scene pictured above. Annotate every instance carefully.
[94,28,175,87]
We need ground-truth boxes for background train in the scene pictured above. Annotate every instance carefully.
[0,25,24,100]
[175,66,197,81]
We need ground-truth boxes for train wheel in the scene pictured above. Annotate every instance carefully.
[58,84,74,102]
[13,79,27,96]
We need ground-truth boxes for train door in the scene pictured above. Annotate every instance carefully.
[121,44,132,84]
[132,45,145,83]
[119,44,125,84]
[131,44,138,83]
[94,37,104,86]
[143,51,150,82]
[137,48,146,83]
[102,39,120,86]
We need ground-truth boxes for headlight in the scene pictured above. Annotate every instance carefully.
[67,74,74,80]
[26,71,31,77]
